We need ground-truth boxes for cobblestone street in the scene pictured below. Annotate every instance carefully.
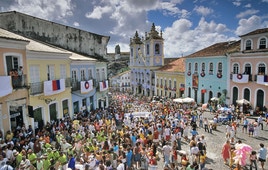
[157,111,268,170]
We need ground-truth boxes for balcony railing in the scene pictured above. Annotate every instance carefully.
[30,77,71,95]
[11,74,28,89]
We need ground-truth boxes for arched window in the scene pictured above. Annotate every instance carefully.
[243,88,250,101]
[146,44,150,55]
[233,63,239,74]
[201,63,205,71]
[194,63,198,73]
[188,63,191,72]
[245,40,251,50]
[244,63,251,74]
[155,44,160,54]
[259,38,267,49]
[218,62,222,73]
[258,63,266,75]
[209,63,213,74]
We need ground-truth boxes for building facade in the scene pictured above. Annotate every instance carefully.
[129,23,164,97]
[110,70,131,92]
[185,41,240,105]
[0,28,30,134]
[154,58,185,98]
[230,28,268,110]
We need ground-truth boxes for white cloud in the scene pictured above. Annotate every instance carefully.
[163,17,231,57]
[85,5,113,19]
[262,0,268,2]
[235,15,262,36]
[8,0,74,21]
[232,0,241,7]
[194,6,213,16]
[244,4,251,8]
[73,22,80,27]
[236,9,259,19]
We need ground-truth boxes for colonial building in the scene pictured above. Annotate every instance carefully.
[0,28,30,134]
[110,70,131,92]
[230,28,268,110]
[69,53,97,114]
[129,23,164,96]
[154,58,185,98]
[184,41,240,105]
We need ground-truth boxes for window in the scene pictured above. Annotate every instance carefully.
[146,44,150,55]
[188,63,191,72]
[194,63,198,73]
[209,63,213,74]
[47,65,55,80]
[164,79,167,87]
[233,63,239,74]
[96,69,100,82]
[169,80,172,88]
[218,62,222,73]
[5,55,20,75]
[71,70,77,82]
[201,63,205,71]
[173,81,176,88]
[258,63,266,75]
[160,79,163,86]
[101,68,105,81]
[155,44,160,54]
[259,38,266,49]
[29,65,40,83]
[80,69,86,80]
[130,48,133,57]
[245,40,252,50]
[244,63,251,74]
[60,64,67,79]
[88,69,93,79]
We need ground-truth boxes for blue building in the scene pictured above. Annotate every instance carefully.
[184,41,240,105]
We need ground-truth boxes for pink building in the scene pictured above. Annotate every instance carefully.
[230,28,268,113]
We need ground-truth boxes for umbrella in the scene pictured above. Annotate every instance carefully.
[236,99,250,105]
[182,97,195,103]
[210,97,219,102]
[173,98,183,103]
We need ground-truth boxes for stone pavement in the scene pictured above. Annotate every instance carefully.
[156,111,268,170]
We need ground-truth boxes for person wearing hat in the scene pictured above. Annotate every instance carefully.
[57,152,68,170]
[42,154,51,170]
[36,157,43,170]
[27,149,37,168]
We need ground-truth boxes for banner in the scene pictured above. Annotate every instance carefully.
[44,79,65,96]
[192,74,198,89]
[99,80,109,91]
[0,76,12,97]
[257,75,268,85]
[81,79,93,94]
[232,74,249,83]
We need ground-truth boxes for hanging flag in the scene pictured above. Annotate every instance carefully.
[0,76,13,97]
[52,80,61,91]
[44,79,65,96]
[99,80,109,91]
[81,79,93,94]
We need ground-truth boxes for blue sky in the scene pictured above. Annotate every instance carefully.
[1,0,268,58]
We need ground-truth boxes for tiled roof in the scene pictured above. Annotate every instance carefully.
[158,57,185,72]
[240,28,268,37]
[0,28,29,42]
[69,52,97,61]
[185,41,240,58]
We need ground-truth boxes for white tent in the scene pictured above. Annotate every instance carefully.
[236,99,250,105]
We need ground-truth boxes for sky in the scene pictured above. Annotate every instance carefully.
[1,0,268,58]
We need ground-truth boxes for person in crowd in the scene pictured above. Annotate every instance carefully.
[221,140,231,165]
[258,143,267,170]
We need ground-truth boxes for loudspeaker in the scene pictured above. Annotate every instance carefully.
[28,105,34,118]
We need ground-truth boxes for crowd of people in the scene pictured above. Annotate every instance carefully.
[0,92,267,170]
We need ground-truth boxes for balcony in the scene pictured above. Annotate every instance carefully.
[30,77,71,95]
[11,74,28,89]
[232,74,249,83]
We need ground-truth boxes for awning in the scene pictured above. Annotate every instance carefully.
[201,89,207,93]
[180,87,185,91]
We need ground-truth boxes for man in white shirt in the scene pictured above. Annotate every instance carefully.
[116,159,125,170]
[162,142,172,167]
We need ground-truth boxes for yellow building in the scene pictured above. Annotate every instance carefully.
[0,28,30,134]
[0,28,73,133]
[26,38,72,130]
[154,58,185,98]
